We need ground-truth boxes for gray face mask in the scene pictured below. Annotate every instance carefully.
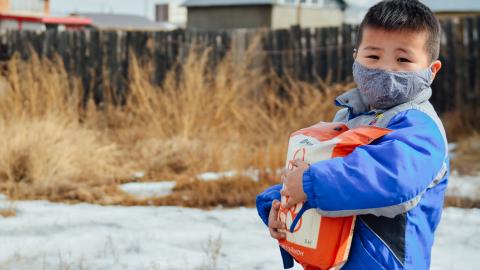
[352,61,434,109]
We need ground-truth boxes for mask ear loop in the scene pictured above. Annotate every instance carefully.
[427,62,435,84]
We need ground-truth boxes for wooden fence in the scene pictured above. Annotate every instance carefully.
[0,16,479,114]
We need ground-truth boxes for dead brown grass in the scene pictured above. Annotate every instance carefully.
[0,44,356,207]
[0,202,16,218]
[442,108,480,142]
[0,44,477,209]
[113,44,344,176]
[450,132,480,175]
[0,53,131,204]
[136,173,279,208]
[444,196,480,208]
[0,116,128,201]
[440,111,480,208]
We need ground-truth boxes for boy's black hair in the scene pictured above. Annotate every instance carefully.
[355,0,441,62]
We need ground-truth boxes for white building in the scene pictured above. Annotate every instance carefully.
[0,0,90,31]
[149,0,186,27]
[1,0,50,14]
[50,0,187,28]
[183,0,345,30]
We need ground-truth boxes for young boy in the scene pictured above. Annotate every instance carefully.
[256,0,449,269]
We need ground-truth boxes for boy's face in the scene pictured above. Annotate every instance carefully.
[355,27,441,77]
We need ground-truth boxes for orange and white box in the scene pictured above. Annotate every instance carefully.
[278,122,392,270]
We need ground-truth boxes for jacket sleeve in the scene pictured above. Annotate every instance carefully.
[302,109,447,218]
[256,183,282,226]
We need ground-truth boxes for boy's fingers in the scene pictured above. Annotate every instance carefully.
[269,227,286,240]
[283,199,296,209]
[290,159,309,169]
[288,161,296,168]
[271,199,280,209]
[270,219,284,229]
[280,188,289,197]
[268,200,287,239]
[289,159,299,167]
[268,214,286,238]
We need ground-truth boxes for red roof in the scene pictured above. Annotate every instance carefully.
[0,12,91,26]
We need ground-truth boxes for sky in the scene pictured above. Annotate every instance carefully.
[50,0,480,20]
[50,1,479,25]
[50,0,174,21]
[50,0,380,22]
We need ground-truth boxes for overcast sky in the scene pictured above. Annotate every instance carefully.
[50,0,381,21]
[51,0,167,20]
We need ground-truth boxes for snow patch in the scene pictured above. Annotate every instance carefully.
[431,207,480,270]
[197,171,237,181]
[196,168,284,182]
[0,200,291,269]
[131,171,146,179]
[119,181,176,198]
[0,199,479,269]
[448,143,458,159]
[446,172,480,200]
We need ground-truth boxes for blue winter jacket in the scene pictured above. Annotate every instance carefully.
[256,88,449,270]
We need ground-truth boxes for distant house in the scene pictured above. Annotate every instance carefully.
[78,13,178,31]
[421,0,480,18]
[1,0,49,14]
[182,0,346,30]
[152,0,187,27]
[0,0,90,31]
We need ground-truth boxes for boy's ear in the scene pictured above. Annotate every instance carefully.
[353,48,358,60]
[431,60,442,80]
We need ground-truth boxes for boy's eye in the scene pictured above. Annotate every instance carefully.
[366,55,379,60]
[397,57,412,63]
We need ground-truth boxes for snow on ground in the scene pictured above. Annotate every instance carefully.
[446,172,480,200]
[431,207,480,270]
[196,171,238,182]
[196,168,285,183]
[0,194,479,270]
[196,169,262,182]
[119,182,176,198]
[445,142,480,200]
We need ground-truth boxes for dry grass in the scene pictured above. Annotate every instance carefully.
[0,44,345,207]
[114,44,343,176]
[0,44,477,209]
[450,132,480,175]
[444,195,480,208]
[442,109,480,142]
[440,112,480,208]
[126,173,279,208]
[442,107,480,177]
[0,54,131,204]
[0,202,16,218]
[0,116,128,203]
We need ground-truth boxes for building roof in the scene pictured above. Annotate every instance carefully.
[182,0,275,7]
[77,13,177,31]
[0,11,91,25]
[421,0,480,12]
[182,0,345,9]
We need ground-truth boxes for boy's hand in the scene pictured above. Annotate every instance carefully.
[281,159,309,209]
[268,199,286,240]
